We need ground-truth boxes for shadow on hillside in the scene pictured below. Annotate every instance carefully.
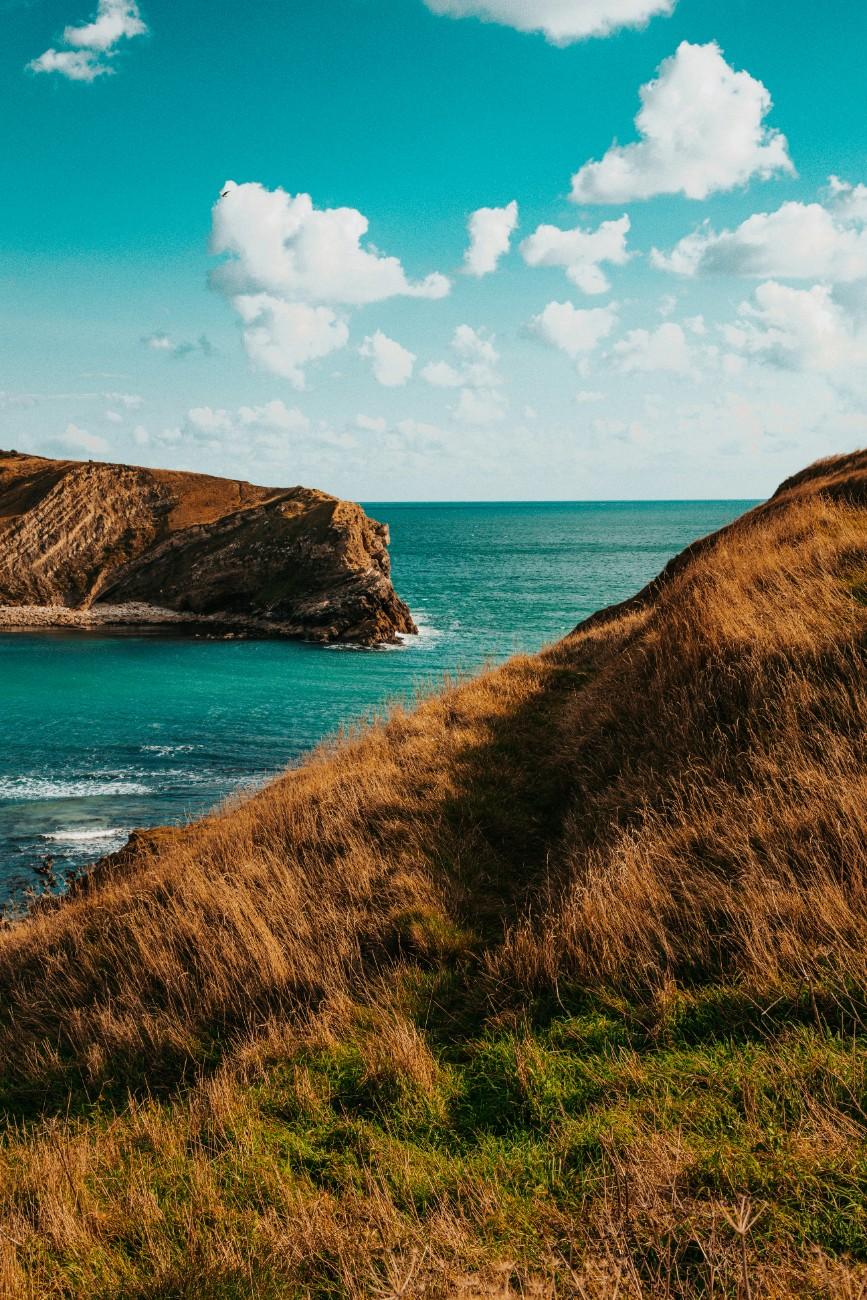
[0,646,601,1124]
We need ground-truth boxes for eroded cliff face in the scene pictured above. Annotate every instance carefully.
[0,452,417,645]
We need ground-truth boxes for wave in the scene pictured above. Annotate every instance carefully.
[41,828,128,844]
[323,610,442,653]
[0,777,152,801]
[140,744,197,755]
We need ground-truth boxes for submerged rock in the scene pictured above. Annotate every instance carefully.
[0,451,417,646]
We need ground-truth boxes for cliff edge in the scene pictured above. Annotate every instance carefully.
[0,450,417,645]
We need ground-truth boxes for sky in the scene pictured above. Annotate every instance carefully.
[1,0,866,501]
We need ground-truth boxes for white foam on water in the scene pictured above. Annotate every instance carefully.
[42,828,127,844]
[0,777,152,801]
[412,611,443,646]
[140,744,197,755]
[322,610,442,653]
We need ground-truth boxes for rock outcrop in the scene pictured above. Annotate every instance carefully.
[0,451,417,645]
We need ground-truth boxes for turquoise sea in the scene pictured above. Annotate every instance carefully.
[0,501,755,899]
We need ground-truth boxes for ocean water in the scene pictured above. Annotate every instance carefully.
[0,500,754,899]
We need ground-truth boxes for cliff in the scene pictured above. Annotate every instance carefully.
[0,450,417,645]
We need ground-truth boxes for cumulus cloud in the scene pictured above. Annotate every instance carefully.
[28,0,146,80]
[211,182,449,307]
[230,295,350,390]
[829,176,867,225]
[210,181,448,385]
[62,0,145,49]
[182,401,311,449]
[422,325,506,422]
[520,215,630,294]
[360,331,417,387]
[422,0,677,45]
[27,48,108,80]
[529,301,618,358]
[570,42,793,204]
[612,321,695,374]
[464,201,519,277]
[723,282,867,376]
[653,187,867,282]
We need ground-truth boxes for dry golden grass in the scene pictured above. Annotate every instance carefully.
[2,450,867,1295]
[2,452,867,1086]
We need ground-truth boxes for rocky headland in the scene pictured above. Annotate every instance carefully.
[0,451,417,645]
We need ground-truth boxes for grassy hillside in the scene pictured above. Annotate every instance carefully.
[2,452,867,1297]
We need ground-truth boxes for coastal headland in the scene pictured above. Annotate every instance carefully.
[0,451,417,646]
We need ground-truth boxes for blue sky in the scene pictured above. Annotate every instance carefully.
[2,0,866,499]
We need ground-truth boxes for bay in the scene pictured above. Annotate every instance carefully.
[0,500,754,898]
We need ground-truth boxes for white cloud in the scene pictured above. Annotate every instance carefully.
[181,401,311,450]
[520,215,629,295]
[104,410,124,424]
[421,360,463,388]
[211,182,449,306]
[570,42,793,203]
[653,192,867,282]
[464,201,519,277]
[421,325,505,420]
[360,331,417,387]
[422,0,676,45]
[55,423,109,455]
[576,389,605,403]
[28,0,146,80]
[613,321,694,374]
[27,48,108,80]
[142,332,214,359]
[237,400,310,432]
[723,281,867,377]
[187,407,234,437]
[63,0,145,49]
[231,295,350,389]
[356,414,388,433]
[454,387,507,424]
[211,181,448,385]
[529,301,617,358]
[423,325,501,387]
[829,176,867,225]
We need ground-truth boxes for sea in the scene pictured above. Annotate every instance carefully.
[0,500,755,900]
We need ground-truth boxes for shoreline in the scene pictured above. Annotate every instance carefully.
[0,603,411,645]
